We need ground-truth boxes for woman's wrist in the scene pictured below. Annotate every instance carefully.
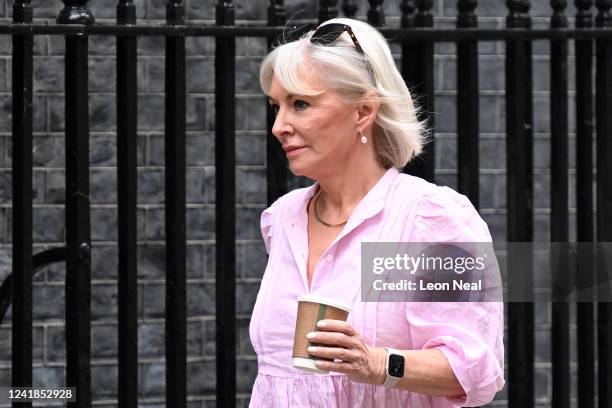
[370,346,388,385]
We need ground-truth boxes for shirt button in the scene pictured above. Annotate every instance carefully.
[326,254,333,262]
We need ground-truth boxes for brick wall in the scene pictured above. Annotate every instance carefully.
[0,0,584,406]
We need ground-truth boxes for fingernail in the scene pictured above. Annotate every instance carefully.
[307,346,317,353]
[317,320,327,328]
[306,332,316,339]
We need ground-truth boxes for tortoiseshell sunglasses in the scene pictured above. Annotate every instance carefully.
[310,23,365,55]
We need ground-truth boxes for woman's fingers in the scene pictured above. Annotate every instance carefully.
[305,323,385,385]
[313,359,353,373]
[307,345,359,362]
[316,319,357,336]
[306,330,356,349]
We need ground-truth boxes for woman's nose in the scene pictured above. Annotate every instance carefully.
[271,109,293,139]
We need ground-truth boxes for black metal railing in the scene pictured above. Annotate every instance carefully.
[10,0,34,402]
[0,0,611,407]
[116,2,138,406]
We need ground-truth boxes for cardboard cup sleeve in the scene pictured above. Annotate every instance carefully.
[292,294,351,374]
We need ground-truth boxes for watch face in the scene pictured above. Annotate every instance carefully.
[388,354,405,378]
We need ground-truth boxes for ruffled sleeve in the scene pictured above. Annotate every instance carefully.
[260,197,283,255]
[406,185,505,406]
[410,185,492,243]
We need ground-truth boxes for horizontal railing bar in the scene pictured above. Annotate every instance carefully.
[0,25,611,39]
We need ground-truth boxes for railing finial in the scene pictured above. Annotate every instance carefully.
[319,0,339,23]
[416,0,433,26]
[117,0,136,25]
[268,0,285,26]
[216,0,235,26]
[506,0,531,28]
[458,0,478,27]
[551,0,568,27]
[400,0,417,28]
[13,0,32,23]
[167,0,185,25]
[576,0,593,27]
[57,0,95,25]
[342,0,359,18]
[367,0,385,26]
[595,0,612,26]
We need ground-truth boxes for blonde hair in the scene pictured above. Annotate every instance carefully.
[259,17,428,169]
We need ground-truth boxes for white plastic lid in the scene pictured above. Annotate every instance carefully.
[292,357,329,374]
[297,294,351,313]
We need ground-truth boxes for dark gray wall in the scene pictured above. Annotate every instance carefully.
[0,0,584,407]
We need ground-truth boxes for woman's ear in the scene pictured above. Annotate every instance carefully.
[355,91,380,131]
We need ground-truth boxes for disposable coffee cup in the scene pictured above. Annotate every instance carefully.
[292,294,352,374]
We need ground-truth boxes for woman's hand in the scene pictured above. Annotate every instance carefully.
[306,319,387,385]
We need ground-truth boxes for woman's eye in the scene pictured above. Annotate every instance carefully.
[270,104,279,114]
[294,100,308,110]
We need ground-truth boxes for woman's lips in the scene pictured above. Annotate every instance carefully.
[286,146,307,158]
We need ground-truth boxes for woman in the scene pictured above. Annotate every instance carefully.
[249,17,504,407]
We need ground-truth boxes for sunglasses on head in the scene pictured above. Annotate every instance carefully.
[310,23,365,54]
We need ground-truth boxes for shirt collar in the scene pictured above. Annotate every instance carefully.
[290,166,400,222]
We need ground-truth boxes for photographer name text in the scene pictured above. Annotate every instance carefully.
[373,279,482,291]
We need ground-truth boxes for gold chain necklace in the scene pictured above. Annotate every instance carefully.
[313,190,348,228]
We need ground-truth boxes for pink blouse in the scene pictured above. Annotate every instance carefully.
[249,167,505,407]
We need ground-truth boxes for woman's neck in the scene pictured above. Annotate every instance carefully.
[315,161,388,220]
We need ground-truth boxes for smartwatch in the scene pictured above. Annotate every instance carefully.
[382,347,405,387]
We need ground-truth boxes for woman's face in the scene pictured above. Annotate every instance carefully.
[267,66,359,178]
